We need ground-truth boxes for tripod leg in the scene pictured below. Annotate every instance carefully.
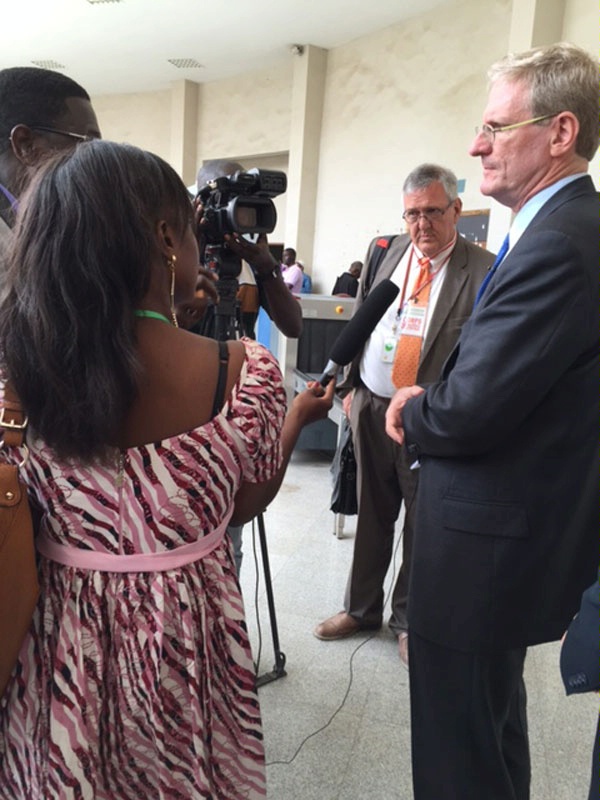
[255,511,287,687]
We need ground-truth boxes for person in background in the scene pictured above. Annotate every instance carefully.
[332,260,363,297]
[0,140,333,799]
[234,260,262,338]
[0,66,101,267]
[385,43,598,800]
[314,164,493,667]
[280,246,304,294]
[298,261,312,293]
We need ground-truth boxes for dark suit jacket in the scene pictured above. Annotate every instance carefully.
[560,578,600,695]
[403,176,599,652]
[341,233,494,391]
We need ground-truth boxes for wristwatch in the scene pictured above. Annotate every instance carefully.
[255,262,281,282]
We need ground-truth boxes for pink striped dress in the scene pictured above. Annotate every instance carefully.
[0,339,285,800]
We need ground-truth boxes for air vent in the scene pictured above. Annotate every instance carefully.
[31,60,66,69]
[86,0,123,5]
[168,59,204,70]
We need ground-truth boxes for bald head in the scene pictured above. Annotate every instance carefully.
[196,159,243,191]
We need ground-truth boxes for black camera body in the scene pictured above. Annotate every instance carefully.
[197,168,287,243]
[195,168,287,341]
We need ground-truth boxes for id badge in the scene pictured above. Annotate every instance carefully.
[382,337,396,363]
[398,304,427,338]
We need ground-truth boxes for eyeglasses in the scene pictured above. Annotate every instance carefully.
[402,201,453,225]
[30,126,97,144]
[474,113,557,144]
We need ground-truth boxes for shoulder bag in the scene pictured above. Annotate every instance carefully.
[0,383,39,698]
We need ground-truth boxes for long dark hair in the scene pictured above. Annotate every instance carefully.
[0,140,192,462]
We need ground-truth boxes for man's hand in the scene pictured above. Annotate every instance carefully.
[176,267,218,329]
[291,378,336,426]
[385,385,425,445]
[193,267,218,299]
[223,232,279,278]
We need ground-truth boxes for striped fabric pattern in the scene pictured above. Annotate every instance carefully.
[0,340,286,799]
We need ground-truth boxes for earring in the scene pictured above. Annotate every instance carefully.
[168,254,179,328]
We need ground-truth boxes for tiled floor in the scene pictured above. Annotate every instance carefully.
[239,449,598,800]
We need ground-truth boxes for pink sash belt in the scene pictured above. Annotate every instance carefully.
[37,507,234,573]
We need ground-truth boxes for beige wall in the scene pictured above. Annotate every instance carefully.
[90,0,598,294]
[93,90,171,154]
[313,0,511,289]
[563,0,600,197]
[196,64,293,165]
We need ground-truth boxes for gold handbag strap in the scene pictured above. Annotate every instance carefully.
[0,382,27,448]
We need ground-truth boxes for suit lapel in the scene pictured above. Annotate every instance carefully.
[527,175,595,228]
[478,177,595,309]
[372,235,410,286]
[438,179,596,378]
[342,234,410,389]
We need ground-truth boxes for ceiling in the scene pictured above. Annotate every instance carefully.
[4,0,451,96]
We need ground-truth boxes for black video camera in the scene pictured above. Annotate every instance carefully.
[195,168,287,341]
[196,168,287,244]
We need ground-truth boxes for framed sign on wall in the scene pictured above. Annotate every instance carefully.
[457,209,490,249]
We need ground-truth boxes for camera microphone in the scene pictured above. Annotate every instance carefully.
[319,279,400,386]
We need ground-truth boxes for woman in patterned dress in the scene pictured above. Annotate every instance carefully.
[0,140,333,799]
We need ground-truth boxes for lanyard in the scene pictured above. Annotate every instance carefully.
[395,244,453,318]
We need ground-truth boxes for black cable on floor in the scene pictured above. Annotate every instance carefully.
[263,511,407,767]
[266,633,375,766]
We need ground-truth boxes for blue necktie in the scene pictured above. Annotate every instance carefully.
[474,234,510,308]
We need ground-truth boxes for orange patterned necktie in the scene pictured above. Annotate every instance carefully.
[391,256,432,389]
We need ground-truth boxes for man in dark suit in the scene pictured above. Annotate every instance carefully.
[385,43,598,799]
[314,164,494,663]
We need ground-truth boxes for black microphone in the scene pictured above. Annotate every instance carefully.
[319,279,400,386]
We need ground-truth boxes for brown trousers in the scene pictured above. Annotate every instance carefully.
[344,384,419,634]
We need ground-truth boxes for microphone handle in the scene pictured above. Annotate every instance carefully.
[318,361,340,387]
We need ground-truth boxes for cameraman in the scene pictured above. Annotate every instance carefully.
[189,159,303,575]
[191,159,302,340]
